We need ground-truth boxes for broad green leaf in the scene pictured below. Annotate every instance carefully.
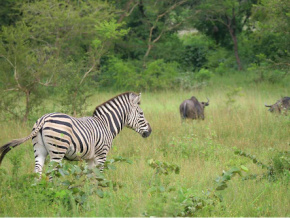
[240,165,249,172]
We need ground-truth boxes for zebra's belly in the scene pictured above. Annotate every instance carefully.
[64,145,94,161]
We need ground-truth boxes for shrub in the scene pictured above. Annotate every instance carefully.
[194,68,214,82]
[143,59,179,91]
[234,148,290,181]
[99,57,179,91]
[179,33,215,71]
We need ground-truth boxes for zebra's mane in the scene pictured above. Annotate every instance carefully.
[93,91,139,115]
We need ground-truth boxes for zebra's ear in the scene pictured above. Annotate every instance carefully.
[130,93,141,105]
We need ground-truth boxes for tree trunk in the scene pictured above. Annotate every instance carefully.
[143,44,153,68]
[23,91,30,122]
[73,90,78,117]
[229,28,242,71]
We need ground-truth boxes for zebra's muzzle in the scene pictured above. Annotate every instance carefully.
[141,124,152,138]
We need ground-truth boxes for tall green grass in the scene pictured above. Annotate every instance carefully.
[0,73,289,216]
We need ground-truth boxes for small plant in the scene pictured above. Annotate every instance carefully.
[177,167,242,217]
[147,159,180,175]
[40,161,115,203]
[215,62,227,76]
[225,86,243,108]
[234,148,289,181]
[8,146,25,178]
[35,156,133,208]
[104,156,133,170]
[145,158,244,217]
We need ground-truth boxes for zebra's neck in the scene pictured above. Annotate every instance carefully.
[93,94,130,137]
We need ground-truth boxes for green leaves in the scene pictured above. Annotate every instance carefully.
[148,159,180,175]
[104,156,133,171]
[215,167,242,191]
[234,149,268,169]
[240,165,249,172]
[234,148,290,181]
[38,160,125,207]
[94,20,129,43]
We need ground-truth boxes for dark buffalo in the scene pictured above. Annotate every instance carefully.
[265,96,290,115]
[179,96,209,120]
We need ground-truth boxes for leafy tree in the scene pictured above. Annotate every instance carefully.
[0,23,59,121]
[251,0,290,70]
[194,0,256,71]
[0,0,124,119]
[20,0,128,116]
[114,0,193,66]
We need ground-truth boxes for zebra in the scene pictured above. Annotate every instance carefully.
[0,92,152,175]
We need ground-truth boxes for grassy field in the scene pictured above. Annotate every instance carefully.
[0,73,289,217]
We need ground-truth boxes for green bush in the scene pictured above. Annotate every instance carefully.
[143,59,179,91]
[104,57,142,90]
[180,33,215,71]
[194,68,214,82]
[206,47,235,70]
[214,62,227,76]
[247,55,288,84]
[99,57,179,91]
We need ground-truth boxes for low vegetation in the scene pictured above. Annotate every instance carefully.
[0,74,289,217]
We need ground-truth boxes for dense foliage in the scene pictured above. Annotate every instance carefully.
[0,0,289,120]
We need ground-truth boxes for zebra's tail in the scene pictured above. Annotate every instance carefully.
[0,116,47,166]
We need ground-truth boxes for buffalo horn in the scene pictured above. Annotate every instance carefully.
[264,103,272,107]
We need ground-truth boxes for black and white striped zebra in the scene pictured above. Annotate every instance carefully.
[0,92,152,175]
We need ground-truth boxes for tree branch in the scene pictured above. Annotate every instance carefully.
[80,61,97,85]
[38,74,56,87]
[118,0,139,23]
[143,0,188,65]
[3,88,19,92]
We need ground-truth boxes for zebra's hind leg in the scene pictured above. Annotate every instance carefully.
[46,148,69,179]
[93,154,108,173]
[41,132,70,180]
[33,133,48,178]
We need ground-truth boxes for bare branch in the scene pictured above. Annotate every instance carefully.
[118,0,139,23]
[156,0,188,21]
[128,2,139,15]
[152,29,165,43]
[14,65,23,91]
[80,62,97,85]
[3,88,19,92]
[38,75,56,87]
[0,55,15,68]
[143,0,188,65]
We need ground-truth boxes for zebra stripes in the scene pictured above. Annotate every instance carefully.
[0,92,152,175]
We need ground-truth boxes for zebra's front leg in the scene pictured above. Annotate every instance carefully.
[93,154,108,172]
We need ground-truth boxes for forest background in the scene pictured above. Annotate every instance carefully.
[0,0,289,121]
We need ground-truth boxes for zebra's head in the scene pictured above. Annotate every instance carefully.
[127,93,152,138]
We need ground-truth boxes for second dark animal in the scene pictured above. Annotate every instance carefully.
[180,96,209,120]
[265,96,290,115]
